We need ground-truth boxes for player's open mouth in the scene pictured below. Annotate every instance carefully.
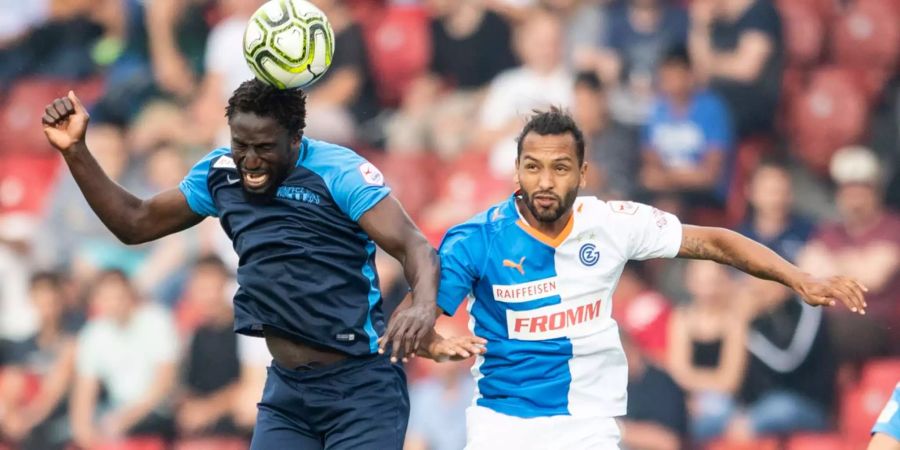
[243,172,269,189]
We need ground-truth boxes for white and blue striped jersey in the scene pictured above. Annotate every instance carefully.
[873,383,900,441]
[437,194,683,419]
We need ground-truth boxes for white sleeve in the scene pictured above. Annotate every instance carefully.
[608,201,683,260]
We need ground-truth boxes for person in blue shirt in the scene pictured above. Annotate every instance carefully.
[871,384,900,450]
[40,80,443,449]
[640,46,734,208]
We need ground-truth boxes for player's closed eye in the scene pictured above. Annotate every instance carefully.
[555,166,569,174]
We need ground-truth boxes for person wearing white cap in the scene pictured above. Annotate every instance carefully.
[798,146,900,364]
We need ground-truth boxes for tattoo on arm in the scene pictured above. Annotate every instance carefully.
[679,227,797,287]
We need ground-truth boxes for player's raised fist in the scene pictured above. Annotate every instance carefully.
[41,91,89,153]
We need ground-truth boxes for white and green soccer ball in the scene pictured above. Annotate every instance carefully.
[243,0,335,90]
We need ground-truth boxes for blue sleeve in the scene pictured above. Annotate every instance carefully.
[437,224,484,316]
[178,148,226,217]
[309,143,391,221]
[873,384,900,440]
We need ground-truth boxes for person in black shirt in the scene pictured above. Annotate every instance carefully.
[727,276,835,439]
[176,256,245,440]
[688,0,783,137]
[622,331,687,450]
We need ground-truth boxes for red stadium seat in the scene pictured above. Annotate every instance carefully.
[785,433,847,450]
[789,67,868,176]
[359,5,431,107]
[379,152,441,221]
[830,0,900,70]
[777,0,825,67]
[0,77,105,155]
[860,358,900,393]
[0,153,62,215]
[704,437,780,450]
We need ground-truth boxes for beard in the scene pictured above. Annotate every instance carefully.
[521,187,579,223]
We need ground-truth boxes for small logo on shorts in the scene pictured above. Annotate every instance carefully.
[579,243,600,266]
[335,333,356,342]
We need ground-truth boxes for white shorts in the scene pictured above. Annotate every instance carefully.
[465,405,622,450]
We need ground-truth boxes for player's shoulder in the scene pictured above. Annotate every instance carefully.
[190,147,233,175]
[301,137,384,186]
[576,196,645,218]
[441,195,517,248]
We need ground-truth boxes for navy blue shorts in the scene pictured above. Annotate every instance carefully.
[250,353,409,450]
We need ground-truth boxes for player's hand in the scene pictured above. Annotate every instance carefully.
[426,335,487,362]
[379,303,437,363]
[42,91,89,153]
[793,274,868,314]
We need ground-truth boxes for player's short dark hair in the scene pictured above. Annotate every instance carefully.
[661,45,691,69]
[516,106,585,165]
[226,79,307,138]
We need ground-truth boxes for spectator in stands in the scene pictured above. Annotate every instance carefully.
[387,0,516,158]
[591,0,689,125]
[0,214,38,341]
[667,260,748,442]
[91,0,211,126]
[231,335,270,433]
[573,71,639,200]
[176,256,245,441]
[640,46,734,209]
[70,270,179,448]
[688,0,783,138]
[192,0,263,147]
[303,0,378,146]
[724,276,835,440]
[0,272,75,450]
[475,8,573,177]
[738,159,813,262]
[621,330,687,450]
[541,0,608,72]
[405,320,474,450]
[799,146,900,363]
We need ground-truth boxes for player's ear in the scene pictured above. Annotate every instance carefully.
[291,133,301,150]
[579,162,587,188]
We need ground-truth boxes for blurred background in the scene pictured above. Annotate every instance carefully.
[0,0,898,449]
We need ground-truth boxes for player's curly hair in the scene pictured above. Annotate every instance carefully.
[516,106,585,165]
[225,79,307,137]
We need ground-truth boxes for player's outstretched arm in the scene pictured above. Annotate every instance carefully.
[677,225,868,314]
[42,91,203,244]
[360,195,441,361]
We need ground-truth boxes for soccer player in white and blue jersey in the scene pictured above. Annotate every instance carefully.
[870,383,900,450]
[419,108,869,449]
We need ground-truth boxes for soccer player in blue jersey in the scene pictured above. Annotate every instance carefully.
[871,383,900,450]
[40,80,471,449]
[416,108,869,449]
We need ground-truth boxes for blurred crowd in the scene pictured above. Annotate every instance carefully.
[0,0,898,449]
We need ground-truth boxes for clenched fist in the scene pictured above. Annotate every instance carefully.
[41,91,90,153]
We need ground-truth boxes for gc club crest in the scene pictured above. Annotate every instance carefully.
[579,243,600,266]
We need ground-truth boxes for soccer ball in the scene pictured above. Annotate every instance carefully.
[243,0,335,90]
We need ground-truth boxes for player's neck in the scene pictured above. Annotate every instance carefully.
[516,198,572,238]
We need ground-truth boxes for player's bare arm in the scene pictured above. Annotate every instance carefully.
[42,91,203,244]
[415,330,487,362]
[359,195,441,360]
[677,225,868,314]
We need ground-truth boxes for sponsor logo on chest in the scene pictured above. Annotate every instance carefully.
[492,277,559,303]
[506,296,606,341]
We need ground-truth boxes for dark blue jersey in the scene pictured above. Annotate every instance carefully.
[179,137,391,355]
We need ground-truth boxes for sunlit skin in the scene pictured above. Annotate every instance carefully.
[228,112,300,197]
[515,132,587,237]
